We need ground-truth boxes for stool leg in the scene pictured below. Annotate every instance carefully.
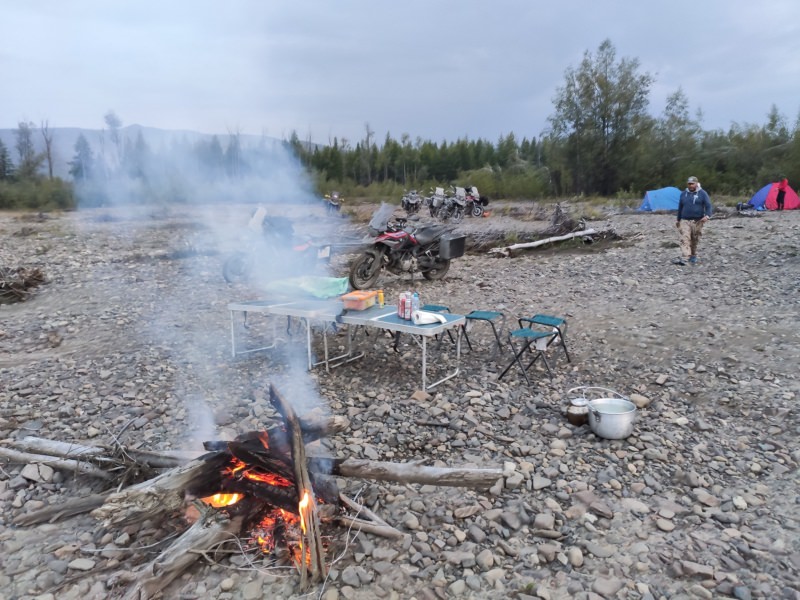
[487,321,504,354]
[498,339,532,385]
[461,325,474,351]
[525,350,553,379]
[556,326,571,362]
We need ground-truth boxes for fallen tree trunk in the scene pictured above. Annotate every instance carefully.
[328,458,503,490]
[489,228,598,257]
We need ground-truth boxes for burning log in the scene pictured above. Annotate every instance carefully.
[268,384,328,588]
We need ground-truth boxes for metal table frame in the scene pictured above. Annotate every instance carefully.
[228,300,466,389]
[228,300,294,358]
[265,300,361,372]
[339,306,465,390]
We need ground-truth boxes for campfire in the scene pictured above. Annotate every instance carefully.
[2,383,505,598]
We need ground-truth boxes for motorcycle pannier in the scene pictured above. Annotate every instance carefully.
[438,235,466,260]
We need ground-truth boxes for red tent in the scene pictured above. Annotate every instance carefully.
[749,181,800,210]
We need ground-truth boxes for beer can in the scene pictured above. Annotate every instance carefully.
[404,291,412,320]
[398,293,405,317]
[377,289,384,307]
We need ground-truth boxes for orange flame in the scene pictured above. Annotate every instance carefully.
[201,492,244,508]
[298,489,311,535]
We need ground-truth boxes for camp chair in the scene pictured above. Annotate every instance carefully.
[462,310,506,355]
[517,314,570,363]
[497,328,557,386]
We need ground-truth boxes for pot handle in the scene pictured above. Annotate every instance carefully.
[568,386,628,401]
[589,406,601,423]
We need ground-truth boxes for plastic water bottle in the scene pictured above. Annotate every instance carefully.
[411,291,420,315]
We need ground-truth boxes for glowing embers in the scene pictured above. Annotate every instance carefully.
[250,507,300,554]
[224,457,292,488]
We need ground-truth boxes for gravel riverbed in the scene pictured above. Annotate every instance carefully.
[1,203,798,600]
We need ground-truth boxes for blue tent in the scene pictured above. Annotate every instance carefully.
[638,186,681,211]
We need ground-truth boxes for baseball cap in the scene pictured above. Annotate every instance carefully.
[687,176,699,184]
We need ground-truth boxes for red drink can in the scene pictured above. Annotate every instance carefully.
[398,293,405,317]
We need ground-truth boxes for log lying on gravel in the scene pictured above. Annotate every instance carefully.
[489,228,598,257]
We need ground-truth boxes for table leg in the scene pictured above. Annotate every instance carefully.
[305,318,313,370]
[421,336,427,390]
[230,310,237,357]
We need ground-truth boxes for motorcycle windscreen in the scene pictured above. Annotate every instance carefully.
[368,203,395,235]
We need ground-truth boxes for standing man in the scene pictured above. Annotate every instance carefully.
[674,176,712,266]
[776,177,788,211]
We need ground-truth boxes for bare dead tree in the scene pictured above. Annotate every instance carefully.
[40,120,54,179]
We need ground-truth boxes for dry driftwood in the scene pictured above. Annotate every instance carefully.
[121,513,244,600]
[13,492,113,526]
[92,458,210,527]
[330,458,503,490]
[0,446,112,480]
[0,266,45,303]
[489,228,598,257]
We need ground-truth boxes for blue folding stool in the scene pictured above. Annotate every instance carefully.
[518,314,570,363]
[497,328,556,386]
[463,310,505,354]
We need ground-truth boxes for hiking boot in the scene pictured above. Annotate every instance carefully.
[689,256,698,264]
[672,258,687,266]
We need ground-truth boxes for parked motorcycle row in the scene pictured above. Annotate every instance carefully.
[402,185,489,222]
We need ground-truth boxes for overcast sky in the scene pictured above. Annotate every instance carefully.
[2,1,799,145]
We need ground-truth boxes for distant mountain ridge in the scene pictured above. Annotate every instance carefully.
[0,125,284,179]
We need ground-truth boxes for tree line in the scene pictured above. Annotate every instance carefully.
[2,40,798,210]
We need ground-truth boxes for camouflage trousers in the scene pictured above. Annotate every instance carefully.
[678,220,705,259]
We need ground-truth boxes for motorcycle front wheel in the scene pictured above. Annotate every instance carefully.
[422,259,451,281]
[348,251,383,290]
[471,204,484,217]
[223,252,253,284]
[452,208,464,224]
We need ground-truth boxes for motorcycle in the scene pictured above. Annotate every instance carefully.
[465,185,490,217]
[223,206,331,284]
[348,203,466,290]
[401,189,423,215]
[427,186,447,218]
[435,186,466,223]
[324,191,343,215]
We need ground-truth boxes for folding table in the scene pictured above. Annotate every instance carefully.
[339,306,466,390]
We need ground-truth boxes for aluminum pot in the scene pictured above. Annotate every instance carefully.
[587,397,637,439]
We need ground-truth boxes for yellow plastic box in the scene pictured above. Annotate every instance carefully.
[341,290,377,310]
